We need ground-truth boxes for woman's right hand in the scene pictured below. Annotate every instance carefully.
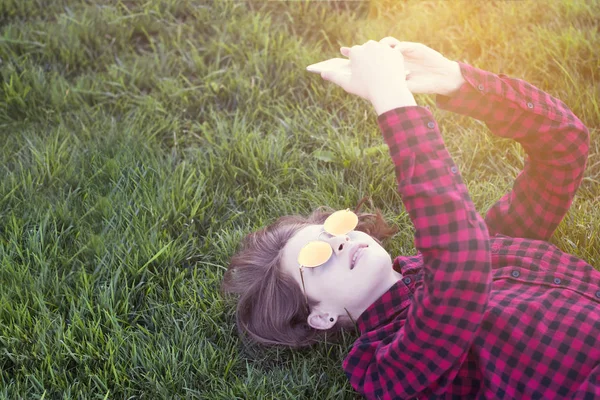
[321,40,417,114]
[342,38,465,96]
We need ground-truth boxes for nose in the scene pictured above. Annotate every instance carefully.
[328,235,350,256]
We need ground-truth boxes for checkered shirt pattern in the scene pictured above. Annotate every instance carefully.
[343,62,599,399]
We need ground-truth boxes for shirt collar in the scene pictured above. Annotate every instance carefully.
[355,258,413,333]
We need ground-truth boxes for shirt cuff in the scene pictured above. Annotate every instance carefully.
[376,105,441,153]
[435,62,495,111]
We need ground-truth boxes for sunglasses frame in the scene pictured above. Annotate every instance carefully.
[298,209,358,310]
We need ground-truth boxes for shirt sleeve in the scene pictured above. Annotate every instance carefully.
[344,107,492,399]
[435,62,590,241]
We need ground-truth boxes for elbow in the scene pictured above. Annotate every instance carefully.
[554,117,590,172]
[561,117,589,195]
[571,109,590,160]
[577,121,590,172]
[567,117,590,181]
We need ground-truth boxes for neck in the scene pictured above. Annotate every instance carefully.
[348,266,403,321]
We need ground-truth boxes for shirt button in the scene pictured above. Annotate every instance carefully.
[427,121,435,129]
[554,278,561,284]
[450,166,458,174]
[511,270,520,278]
[527,102,534,109]
[403,277,412,285]
[478,84,484,91]
[595,290,600,299]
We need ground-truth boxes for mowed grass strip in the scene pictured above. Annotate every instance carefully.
[0,0,598,398]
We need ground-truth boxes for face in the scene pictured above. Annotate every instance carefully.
[281,224,401,327]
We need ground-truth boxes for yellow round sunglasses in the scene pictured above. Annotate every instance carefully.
[297,209,359,308]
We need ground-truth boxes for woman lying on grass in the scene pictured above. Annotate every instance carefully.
[221,38,600,399]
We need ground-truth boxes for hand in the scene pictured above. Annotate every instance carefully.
[342,38,464,96]
[320,40,409,104]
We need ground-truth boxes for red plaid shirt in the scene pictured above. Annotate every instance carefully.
[343,62,599,399]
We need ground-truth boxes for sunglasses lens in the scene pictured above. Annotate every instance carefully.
[298,241,332,267]
[324,209,358,236]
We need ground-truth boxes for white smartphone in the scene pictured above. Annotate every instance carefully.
[306,57,410,76]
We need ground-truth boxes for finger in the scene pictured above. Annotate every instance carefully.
[379,37,400,48]
[349,44,361,59]
[393,45,406,60]
[364,39,378,48]
[403,60,418,73]
[391,41,421,54]
[321,70,351,89]
[380,37,419,52]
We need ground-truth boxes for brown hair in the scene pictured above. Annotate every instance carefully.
[220,197,398,348]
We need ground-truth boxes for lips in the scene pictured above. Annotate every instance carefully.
[350,244,369,270]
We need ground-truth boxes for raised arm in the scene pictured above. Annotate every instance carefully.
[347,105,492,399]
[324,41,492,399]
[436,62,590,240]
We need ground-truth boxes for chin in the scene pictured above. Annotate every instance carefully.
[371,251,392,270]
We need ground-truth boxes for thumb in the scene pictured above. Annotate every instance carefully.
[321,71,351,90]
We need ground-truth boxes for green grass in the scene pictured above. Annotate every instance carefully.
[0,0,598,398]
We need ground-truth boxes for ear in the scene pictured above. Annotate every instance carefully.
[307,309,337,330]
